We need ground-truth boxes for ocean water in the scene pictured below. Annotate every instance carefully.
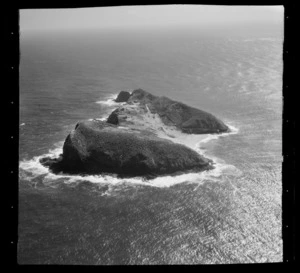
[18,26,283,264]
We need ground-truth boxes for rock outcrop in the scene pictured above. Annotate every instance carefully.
[115,91,131,102]
[108,89,229,134]
[40,120,212,178]
[40,89,230,178]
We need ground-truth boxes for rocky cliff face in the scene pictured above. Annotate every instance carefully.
[115,91,131,102]
[41,120,212,178]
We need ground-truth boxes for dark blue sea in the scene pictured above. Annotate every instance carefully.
[18,26,283,264]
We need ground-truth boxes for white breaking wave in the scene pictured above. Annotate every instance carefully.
[19,149,241,189]
[20,159,241,190]
[95,99,119,107]
[88,117,107,122]
[92,93,121,120]
[19,145,63,182]
[197,124,239,145]
[95,93,127,107]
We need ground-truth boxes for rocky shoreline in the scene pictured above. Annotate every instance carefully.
[40,89,229,178]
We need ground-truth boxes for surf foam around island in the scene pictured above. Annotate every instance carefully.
[19,120,241,189]
[197,123,239,145]
[88,117,107,122]
[93,93,129,121]
[147,117,242,185]
[19,143,64,182]
[20,159,241,190]
[95,93,126,107]
[19,150,241,189]
[19,92,241,189]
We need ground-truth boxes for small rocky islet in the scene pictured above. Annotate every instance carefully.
[40,89,229,178]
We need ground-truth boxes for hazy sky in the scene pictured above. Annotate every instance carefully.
[20,5,283,31]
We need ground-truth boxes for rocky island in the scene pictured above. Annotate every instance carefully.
[40,89,229,178]
[110,89,229,134]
